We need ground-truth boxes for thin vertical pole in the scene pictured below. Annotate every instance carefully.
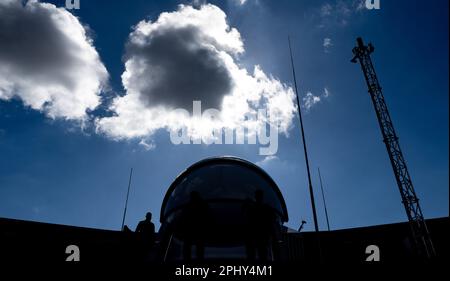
[121,168,133,230]
[318,167,331,231]
[288,36,319,233]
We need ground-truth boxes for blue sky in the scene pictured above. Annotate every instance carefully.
[0,0,448,232]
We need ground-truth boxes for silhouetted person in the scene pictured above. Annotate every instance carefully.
[136,212,155,245]
[244,190,274,261]
[182,191,209,260]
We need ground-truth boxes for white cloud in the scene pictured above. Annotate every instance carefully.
[318,0,366,28]
[301,87,332,111]
[256,155,279,167]
[320,3,333,16]
[302,92,321,111]
[256,155,297,174]
[323,87,331,98]
[96,4,296,144]
[139,139,156,151]
[0,0,108,120]
[323,37,333,53]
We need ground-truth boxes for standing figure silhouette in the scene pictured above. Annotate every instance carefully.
[182,191,210,260]
[244,190,274,261]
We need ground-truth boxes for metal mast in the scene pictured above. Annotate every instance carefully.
[121,167,133,230]
[318,168,331,231]
[351,37,435,258]
[288,36,320,233]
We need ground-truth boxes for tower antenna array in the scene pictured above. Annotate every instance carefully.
[351,37,435,258]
